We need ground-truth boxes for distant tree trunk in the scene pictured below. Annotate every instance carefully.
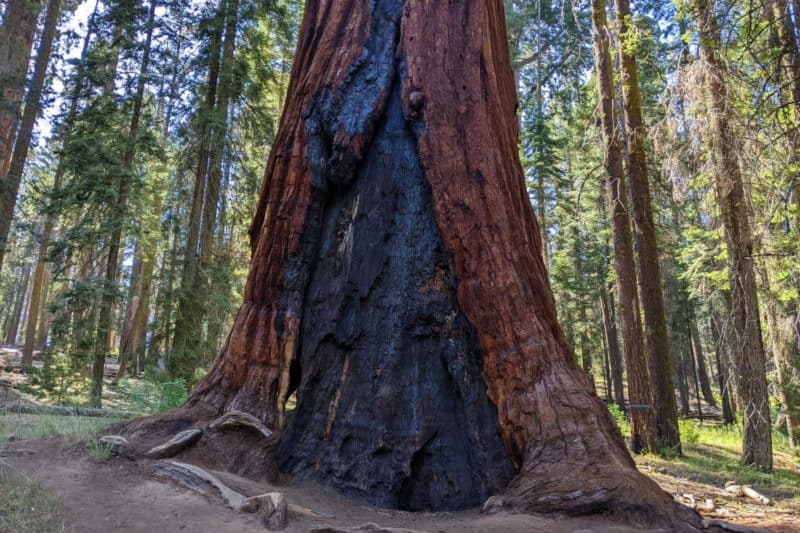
[590,0,657,453]
[690,320,715,405]
[695,0,772,471]
[35,268,50,349]
[614,0,680,452]
[601,285,626,409]
[169,0,226,382]
[192,0,239,376]
[0,0,42,271]
[6,261,32,345]
[22,0,96,369]
[92,0,157,407]
[759,267,800,447]
[709,313,736,424]
[125,1,697,526]
[674,344,691,415]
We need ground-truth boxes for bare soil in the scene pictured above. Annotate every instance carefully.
[1,437,647,533]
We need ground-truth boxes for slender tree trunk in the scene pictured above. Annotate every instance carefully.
[601,284,626,409]
[92,0,156,407]
[695,0,773,471]
[22,0,96,369]
[759,267,799,447]
[0,0,42,271]
[675,344,691,416]
[124,1,699,526]
[9,0,59,356]
[710,314,736,424]
[6,261,32,345]
[590,0,657,453]
[35,268,50,349]
[614,0,680,452]
[690,320,715,405]
[169,0,225,381]
[601,327,613,402]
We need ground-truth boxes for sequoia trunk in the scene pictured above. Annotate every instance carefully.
[126,1,699,527]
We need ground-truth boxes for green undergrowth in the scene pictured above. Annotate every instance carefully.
[607,404,800,497]
[19,357,186,414]
[0,413,122,448]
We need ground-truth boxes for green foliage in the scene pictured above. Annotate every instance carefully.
[607,404,631,437]
[678,418,701,444]
[89,441,113,462]
[114,375,187,414]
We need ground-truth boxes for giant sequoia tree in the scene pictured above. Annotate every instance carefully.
[124,0,698,526]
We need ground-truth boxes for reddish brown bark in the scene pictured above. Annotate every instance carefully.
[124,1,699,526]
[614,0,681,452]
[590,0,657,453]
[0,0,42,271]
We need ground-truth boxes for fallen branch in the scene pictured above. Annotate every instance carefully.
[723,483,771,505]
[144,429,203,459]
[208,410,273,440]
[1,402,142,419]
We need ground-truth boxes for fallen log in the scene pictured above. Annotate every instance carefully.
[723,483,771,505]
[1,402,143,419]
[208,410,273,440]
[144,429,203,459]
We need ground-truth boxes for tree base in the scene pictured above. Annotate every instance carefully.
[114,395,703,532]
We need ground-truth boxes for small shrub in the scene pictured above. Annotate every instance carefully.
[679,418,700,444]
[607,403,631,437]
[89,441,112,462]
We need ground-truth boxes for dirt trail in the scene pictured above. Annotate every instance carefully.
[1,438,645,532]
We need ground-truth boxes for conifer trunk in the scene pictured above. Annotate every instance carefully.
[92,0,157,406]
[590,0,657,453]
[613,0,680,452]
[22,0,96,369]
[601,285,626,409]
[690,320,715,406]
[0,0,42,271]
[169,0,226,381]
[695,0,773,471]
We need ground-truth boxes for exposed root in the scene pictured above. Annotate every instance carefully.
[310,524,432,533]
[701,519,767,533]
[152,459,259,511]
[208,410,273,440]
[144,429,203,459]
[152,460,289,530]
[98,435,135,459]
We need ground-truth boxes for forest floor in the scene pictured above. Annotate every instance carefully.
[1,349,799,532]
